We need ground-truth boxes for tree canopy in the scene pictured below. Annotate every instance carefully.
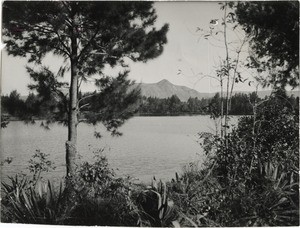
[3,1,169,67]
[235,1,299,88]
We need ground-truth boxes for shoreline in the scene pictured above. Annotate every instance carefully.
[3,113,250,122]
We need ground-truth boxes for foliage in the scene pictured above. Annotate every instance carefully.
[0,157,13,166]
[196,1,250,138]
[3,90,286,119]
[235,1,299,88]
[139,95,205,115]
[1,150,62,224]
[62,149,141,226]
[27,150,56,182]
[81,71,141,135]
[139,92,267,116]
[168,164,222,227]
[194,91,299,226]
[1,114,10,128]
[65,178,141,226]
[2,148,181,226]
[230,92,260,115]
[1,149,141,226]
[194,3,299,224]
[26,67,69,125]
[2,176,64,224]
[192,3,300,218]
[1,175,30,196]
[137,177,179,227]
[1,91,41,122]
[1,90,25,117]
[236,162,299,226]
[2,1,169,67]
[66,150,181,226]
[72,149,115,198]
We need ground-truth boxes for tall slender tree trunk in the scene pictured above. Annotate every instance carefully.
[66,10,79,181]
[66,53,78,179]
[223,3,231,148]
[220,77,224,138]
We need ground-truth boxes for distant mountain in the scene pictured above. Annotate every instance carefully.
[135,79,211,101]
[135,79,299,101]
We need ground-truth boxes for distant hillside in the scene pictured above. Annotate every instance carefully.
[135,79,299,101]
[135,79,211,101]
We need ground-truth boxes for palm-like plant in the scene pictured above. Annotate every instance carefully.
[2,177,64,224]
[138,177,179,227]
[2,175,29,195]
[237,162,299,226]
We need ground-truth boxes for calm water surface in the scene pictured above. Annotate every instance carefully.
[1,116,236,182]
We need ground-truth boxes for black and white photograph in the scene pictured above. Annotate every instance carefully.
[0,1,299,227]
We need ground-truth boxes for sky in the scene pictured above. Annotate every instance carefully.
[1,1,266,96]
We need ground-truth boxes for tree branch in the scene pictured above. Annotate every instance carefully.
[79,103,90,110]
[77,92,98,105]
[229,36,248,109]
[77,29,101,61]
[53,30,71,57]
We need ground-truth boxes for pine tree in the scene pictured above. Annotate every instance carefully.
[2,1,169,184]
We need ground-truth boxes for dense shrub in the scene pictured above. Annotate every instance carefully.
[65,149,142,226]
[170,91,299,226]
[168,166,223,227]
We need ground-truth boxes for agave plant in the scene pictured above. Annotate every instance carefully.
[1,175,30,196]
[237,162,299,226]
[1,177,64,224]
[137,177,179,227]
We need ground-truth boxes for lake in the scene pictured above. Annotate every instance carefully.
[1,116,237,183]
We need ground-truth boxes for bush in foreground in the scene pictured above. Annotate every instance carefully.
[168,92,299,226]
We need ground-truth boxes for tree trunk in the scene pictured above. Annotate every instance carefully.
[220,77,224,138]
[223,3,230,146]
[66,14,79,181]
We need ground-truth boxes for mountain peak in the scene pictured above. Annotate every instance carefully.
[157,79,171,85]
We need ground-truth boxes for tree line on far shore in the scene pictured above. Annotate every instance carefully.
[1,89,299,119]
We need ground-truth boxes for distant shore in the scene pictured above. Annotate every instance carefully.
[2,113,250,122]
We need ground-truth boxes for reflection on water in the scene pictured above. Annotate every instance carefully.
[1,116,238,183]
